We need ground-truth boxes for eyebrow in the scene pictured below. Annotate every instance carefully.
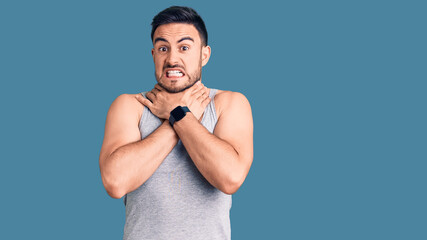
[177,37,194,43]
[154,37,194,44]
[154,37,168,44]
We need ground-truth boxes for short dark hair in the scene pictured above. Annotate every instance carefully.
[151,6,208,46]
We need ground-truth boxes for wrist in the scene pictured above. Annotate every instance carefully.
[161,119,179,139]
[169,106,190,127]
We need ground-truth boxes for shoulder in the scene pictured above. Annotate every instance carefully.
[108,93,144,122]
[109,93,143,111]
[211,89,253,145]
[214,90,251,118]
[214,90,249,102]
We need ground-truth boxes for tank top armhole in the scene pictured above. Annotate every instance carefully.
[210,89,218,122]
[201,88,218,123]
[138,92,149,130]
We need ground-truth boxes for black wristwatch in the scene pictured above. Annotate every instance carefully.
[169,106,190,127]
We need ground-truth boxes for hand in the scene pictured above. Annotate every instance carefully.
[182,83,211,120]
[135,82,211,120]
[135,85,180,120]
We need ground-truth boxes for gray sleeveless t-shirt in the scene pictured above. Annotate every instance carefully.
[123,89,232,240]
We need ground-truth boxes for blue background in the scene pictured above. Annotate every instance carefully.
[1,0,426,239]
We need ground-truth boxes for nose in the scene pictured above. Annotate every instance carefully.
[166,48,179,65]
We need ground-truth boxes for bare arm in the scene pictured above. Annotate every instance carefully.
[173,91,253,194]
[99,94,178,199]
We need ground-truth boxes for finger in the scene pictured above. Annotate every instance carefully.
[151,88,160,95]
[182,82,200,98]
[190,81,203,93]
[196,89,206,100]
[149,89,160,99]
[202,86,209,97]
[195,86,209,99]
[135,94,153,108]
[191,83,204,96]
[146,91,155,101]
[201,96,211,107]
[154,84,164,91]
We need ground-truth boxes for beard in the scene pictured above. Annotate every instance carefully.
[155,63,202,93]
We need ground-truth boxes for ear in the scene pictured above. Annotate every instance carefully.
[201,45,211,67]
[151,48,154,59]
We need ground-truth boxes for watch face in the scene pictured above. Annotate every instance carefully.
[174,107,186,120]
[171,106,189,124]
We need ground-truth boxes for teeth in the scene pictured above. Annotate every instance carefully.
[167,70,183,77]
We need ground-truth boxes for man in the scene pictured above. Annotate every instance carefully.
[99,6,253,239]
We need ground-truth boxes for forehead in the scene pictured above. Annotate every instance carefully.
[153,23,201,43]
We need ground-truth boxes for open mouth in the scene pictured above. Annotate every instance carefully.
[166,70,185,78]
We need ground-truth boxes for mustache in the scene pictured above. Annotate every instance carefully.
[164,64,185,70]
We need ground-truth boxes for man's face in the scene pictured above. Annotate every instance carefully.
[152,23,210,93]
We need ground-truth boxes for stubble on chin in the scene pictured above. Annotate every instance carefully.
[155,73,201,93]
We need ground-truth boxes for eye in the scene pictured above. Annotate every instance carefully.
[158,47,167,52]
[181,46,189,51]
